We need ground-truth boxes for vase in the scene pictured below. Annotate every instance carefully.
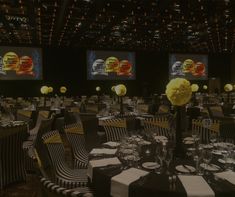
[119,96,124,116]
[174,105,186,158]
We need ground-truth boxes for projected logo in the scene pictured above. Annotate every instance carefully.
[0,52,35,76]
[171,59,205,77]
[91,56,133,77]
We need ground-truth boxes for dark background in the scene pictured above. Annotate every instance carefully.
[0,47,232,97]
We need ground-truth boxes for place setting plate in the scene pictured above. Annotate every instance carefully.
[175,165,196,173]
[199,163,221,172]
[142,162,160,170]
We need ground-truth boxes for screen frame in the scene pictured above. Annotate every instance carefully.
[86,49,136,81]
[168,53,208,81]
[0,45,43,81]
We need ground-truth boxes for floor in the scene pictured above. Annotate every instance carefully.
[0,174,42,197]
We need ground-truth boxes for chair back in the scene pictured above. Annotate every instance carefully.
[192,118,220,143]
[34,118,54,169]
[143,116,174,140]
[0,124,28,189]
[207,105,224,118]
[102,118,128,142]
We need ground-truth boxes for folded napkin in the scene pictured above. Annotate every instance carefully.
[90,148,117,155]
[103,141,120,148]
[111,168,149,197]
[178,175,215,197]
[87,157,121,181]
[214,170,235,185]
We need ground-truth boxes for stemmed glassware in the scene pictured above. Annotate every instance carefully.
[202,149,212,174]
[210,132,217,146]
[165,149,173,175]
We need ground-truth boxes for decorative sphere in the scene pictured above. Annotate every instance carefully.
[115,84,127,96]
[60,86,67,93]
[40,86,49,95]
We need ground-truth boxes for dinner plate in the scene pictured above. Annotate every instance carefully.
[184,140,194,145]
[175,165,196,173]
[218,158,235,164]
[199,163,221,172]
[212,150,227,155]
[142,162,160,170]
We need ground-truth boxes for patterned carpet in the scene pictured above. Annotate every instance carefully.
[0,174,42,197]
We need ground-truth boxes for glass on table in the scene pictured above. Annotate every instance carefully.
[165,149,173,175]
[201,149,213,175]
[209,132,217,146]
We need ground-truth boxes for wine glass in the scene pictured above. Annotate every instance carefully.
[210,132,217,146]
[165,149,173,175]
[192,129,198,142]
[202,149,212,174]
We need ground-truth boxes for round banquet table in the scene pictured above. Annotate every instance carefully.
[89,149,235,197]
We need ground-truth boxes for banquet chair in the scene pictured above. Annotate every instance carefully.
[64,123,89,169]
[16,109,35,129]
[102,118,128,142]
[0,124,28,189]
[28,109,51,139]
[42,130,88,188]
[192,119,220,144]
[207,105,225,119]
[143,116,174,140]
[39,177,93,197]
[23,118,54,172]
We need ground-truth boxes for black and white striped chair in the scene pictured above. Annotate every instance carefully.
[23,118,54,172]
[102,118,128,142]
[143,116,174,140]
[16,109,34,129]
[39,177,93,197]
[0,124,28,189]
[42,130,88,188]
[64,123,88,169]
[24,109,51,141]
[192,119,220,144]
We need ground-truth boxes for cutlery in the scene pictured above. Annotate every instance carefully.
[182,165,192,173]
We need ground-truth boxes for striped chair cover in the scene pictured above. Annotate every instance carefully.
[42,130,88,188]
[0,124,28,189]
[40,177,93,197]
[23,118,54,172]
[33,118,54,169]
[29,109,51,138]
[64,123,88,169]
[192,119,220,143]
[102,118,128,142]
[85,104,99,114]
[208,105,224,118]
[16,109,32,121]
[143,116,174,140]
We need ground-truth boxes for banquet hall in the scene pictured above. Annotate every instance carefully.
[0,0,235,197]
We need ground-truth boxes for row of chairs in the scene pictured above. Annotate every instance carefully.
[100,115,232,144]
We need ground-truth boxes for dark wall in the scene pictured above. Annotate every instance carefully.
[0,47,231,97]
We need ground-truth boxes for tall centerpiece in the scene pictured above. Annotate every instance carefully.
[165,78,192,157]
[60,86,67,104]
[96,86,101,102]
[224,84,233,103]
[191,83,199,105]
[114,84,127,116]
[40,85,49,107]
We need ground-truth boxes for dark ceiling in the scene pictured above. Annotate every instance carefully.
[0,0,235,53]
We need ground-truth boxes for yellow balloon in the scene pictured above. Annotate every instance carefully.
[60,86,67,93]
[40,86,49,95]
[115,84,127,96]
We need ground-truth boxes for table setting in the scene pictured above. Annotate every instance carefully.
[88,131,235,197]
